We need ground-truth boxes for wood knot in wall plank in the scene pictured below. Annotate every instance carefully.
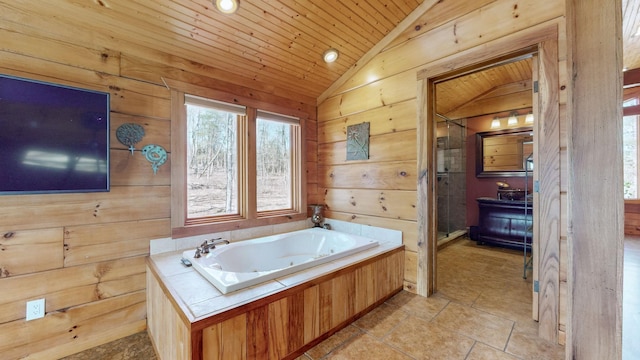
[94,286,105,300]
[3,232,14,239]
[95,0,110,8]
[94,263,112,279]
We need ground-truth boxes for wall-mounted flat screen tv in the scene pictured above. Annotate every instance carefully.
[0,74,110,195]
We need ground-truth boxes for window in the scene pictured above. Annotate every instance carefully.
[624,98,639,199]
[185,95,244,218]
[256,112,297,212]
[172,90,305,235]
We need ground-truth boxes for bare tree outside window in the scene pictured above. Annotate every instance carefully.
[257,118,292,211]
[624,98,639,199]
[186,104,238,217]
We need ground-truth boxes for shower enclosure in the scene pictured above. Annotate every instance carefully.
[436,115,467,244]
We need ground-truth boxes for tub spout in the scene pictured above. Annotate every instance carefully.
[195,238,230,257]
[210,238,230,246]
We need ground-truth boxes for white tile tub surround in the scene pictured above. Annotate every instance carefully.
[149,232,403,319]
[149,221,308,255]
[322,218,403,245]
[149,218,401,255]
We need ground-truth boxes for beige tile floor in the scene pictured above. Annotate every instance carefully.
[65,238,571,359]
[298,238,565,360]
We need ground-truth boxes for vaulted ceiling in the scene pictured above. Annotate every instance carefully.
[437,0,640,119]
[69,0,427,104]
[435,58,533,120]
[10,0,639,108]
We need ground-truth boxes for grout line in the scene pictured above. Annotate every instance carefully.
[463,341,478,360]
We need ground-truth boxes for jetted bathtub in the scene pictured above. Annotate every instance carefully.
[183,227,379,294]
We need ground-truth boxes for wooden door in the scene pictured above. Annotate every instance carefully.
[531,53,539,321]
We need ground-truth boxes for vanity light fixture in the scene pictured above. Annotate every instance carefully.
[323,48,339,63]
[507,112,519,126]
[216,0,239,14]
[525,112,534,124]
[490,117,501,129]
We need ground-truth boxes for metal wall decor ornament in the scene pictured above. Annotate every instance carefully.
[346,122,370,160]
[115,123,145,155]
[142,144,167,175]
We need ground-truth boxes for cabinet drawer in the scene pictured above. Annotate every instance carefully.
[479,216,511,237]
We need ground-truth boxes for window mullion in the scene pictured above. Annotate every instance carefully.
[636,115,640,198]
[291,123,302,212]
[245,107,257,220]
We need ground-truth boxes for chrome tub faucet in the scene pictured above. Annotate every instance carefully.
[194,238,230,258]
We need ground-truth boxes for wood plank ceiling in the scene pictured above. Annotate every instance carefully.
[435,58,533,119]
[437,0,640,119]
[3,0,639,106]
[47,0,424,105]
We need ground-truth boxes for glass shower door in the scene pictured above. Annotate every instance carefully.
[436,118,467,243]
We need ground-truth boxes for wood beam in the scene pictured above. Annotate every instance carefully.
[624,67,640,88]
[624,104,640,116]
[565,0,624,358]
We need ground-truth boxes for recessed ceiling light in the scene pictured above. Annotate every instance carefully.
[323,48,339,63]
[216,0,239,14]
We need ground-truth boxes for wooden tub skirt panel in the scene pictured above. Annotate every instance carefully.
[147,247,404,360]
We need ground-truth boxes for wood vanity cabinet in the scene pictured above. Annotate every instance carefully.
[476,197,532,250]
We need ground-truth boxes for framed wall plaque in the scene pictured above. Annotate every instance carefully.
[346,122,370,160]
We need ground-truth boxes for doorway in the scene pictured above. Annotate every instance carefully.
[431,55,536,309]
[415,31,562,342]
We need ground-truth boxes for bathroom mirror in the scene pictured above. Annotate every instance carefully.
[476,128,533,177]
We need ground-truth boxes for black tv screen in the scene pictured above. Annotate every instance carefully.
[0,74,110,195]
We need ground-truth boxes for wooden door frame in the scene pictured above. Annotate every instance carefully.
[416,22,561,342]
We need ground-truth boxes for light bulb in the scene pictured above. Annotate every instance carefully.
[216,0,238,14]
[525,112,534,123]
[323,49,339,63]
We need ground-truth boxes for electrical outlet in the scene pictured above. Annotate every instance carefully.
[26,298,45,321]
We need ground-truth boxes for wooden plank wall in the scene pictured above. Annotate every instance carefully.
[565,0,624,358]
[317,0,567,342]
[625,200,640,235]
[0,3,318,359]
